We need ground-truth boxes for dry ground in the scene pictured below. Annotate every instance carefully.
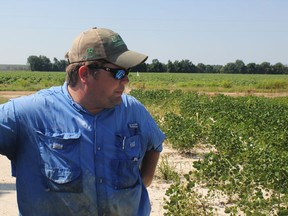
[1,90,288,99]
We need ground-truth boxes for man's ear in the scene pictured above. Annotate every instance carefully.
[78,66,89,82]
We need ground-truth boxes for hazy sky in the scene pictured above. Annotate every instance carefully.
[1,0,287,65]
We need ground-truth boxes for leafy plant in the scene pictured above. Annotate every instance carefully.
[133,89,288,214]
[163,172,213,216]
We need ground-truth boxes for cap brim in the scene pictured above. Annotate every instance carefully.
[105,50,148,69]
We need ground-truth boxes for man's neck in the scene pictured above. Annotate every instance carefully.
[67,85,103,115]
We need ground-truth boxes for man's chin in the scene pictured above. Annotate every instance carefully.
[108,97,122,108]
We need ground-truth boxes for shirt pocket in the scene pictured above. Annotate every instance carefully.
[111,135,142,189]
[36,131,82,193]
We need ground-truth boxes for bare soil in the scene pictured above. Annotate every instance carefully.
[200,91,288,98]
[0,91,36,99]
[1,90,288,100]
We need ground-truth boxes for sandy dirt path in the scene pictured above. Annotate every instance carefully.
[0,91,36,99]
[1,90,288,100]
[0,155,17,216]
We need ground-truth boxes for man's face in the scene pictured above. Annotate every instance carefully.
[85,63,129,110]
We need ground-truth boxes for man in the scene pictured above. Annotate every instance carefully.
[0,27,165,216]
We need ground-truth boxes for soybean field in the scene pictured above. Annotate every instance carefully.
[1,71,288,215]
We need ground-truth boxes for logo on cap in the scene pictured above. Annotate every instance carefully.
[82,47,99,60]
[85,48,95,59]
[111,35,125,47]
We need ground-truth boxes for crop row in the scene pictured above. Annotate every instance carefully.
[130,89,288,215]
[0,71,65,90]
[0,71,287,93]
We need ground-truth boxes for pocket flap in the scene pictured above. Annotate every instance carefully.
[44,167,81,184]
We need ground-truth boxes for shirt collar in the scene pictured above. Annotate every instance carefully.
[61,82,114,116]
[62,82,88,113]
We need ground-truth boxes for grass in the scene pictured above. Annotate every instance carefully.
[0,97,8,104]
[0,71,287,93]
[129,73,288,93]
[158,155,180,182]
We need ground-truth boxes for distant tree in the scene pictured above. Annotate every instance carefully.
[198,64,222,73]
[39,55,52,71]
[178,59,198,73]
[246,63,257,74]
[130,63,147,72]
[272,62,287,74]
[27,55,43,71]
[234,59,247,74]
[179,60,190,73]
[221,60,246,74]
[147,59,165,72]
[173,60,181,73]
[205,65,213,73]
[212,65,223,73]
[28,55,67,72]
[259,62,272,74]
[197,63,206,73]
[221,62,237,73]
[167,60,176,72]
[26,55,288,74]
[58,60,68,71]
[52,58,67,71]
[27,55,51,71]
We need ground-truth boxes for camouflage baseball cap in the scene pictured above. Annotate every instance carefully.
[66,27,148,69]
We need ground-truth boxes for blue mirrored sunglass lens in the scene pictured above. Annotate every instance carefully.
[114,70,126,79]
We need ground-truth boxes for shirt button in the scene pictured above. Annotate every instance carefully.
[99,178,103,183]
[97,147,101,150]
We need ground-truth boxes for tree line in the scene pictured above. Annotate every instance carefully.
[27,55,67,72]
[27,55,288,74]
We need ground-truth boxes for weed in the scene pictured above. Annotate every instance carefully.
[158,155,179,182]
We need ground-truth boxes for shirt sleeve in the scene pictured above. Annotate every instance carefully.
[145,111,165,152]
[126,95,166,152]
[0,100,19,160]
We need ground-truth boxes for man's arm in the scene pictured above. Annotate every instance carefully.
[0,102,18,160]
[140,151,160,187]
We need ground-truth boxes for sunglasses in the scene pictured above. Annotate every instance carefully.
[88,65,129,80]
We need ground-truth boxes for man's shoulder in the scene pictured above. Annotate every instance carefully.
[121,94,142,106]
[11,86,64,109]
[117,94,148,118]
[36,86,63,97]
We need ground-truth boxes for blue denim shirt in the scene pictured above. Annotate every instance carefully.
[0,83,165,216]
